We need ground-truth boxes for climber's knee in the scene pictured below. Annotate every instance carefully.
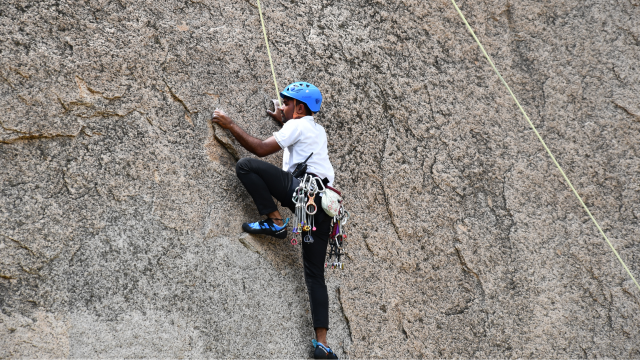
[236,157,252,177]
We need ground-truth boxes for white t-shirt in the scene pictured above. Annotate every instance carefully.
[273,116,335,186]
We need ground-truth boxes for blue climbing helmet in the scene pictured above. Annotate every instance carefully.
[280,82,322,113]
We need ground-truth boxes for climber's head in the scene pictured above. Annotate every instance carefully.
[280,96,312,122]
[279,82,322,121]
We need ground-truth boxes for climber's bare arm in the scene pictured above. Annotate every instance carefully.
[211,110,281,157]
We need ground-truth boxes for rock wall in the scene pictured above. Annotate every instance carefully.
[1,0,639,357]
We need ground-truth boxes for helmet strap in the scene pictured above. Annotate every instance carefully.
[292,99,305,119]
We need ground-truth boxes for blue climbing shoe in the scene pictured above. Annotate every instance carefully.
[242,218,288,239]
[313,340,338,359]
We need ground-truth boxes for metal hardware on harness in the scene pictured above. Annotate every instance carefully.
[290,174,324,246]
[304,234,314,243]
[289,175,350,271]
[306,191,318,215]
[327,201,348,270]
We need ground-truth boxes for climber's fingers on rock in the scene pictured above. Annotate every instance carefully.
[211,109,233,129]
[266,109,283,125]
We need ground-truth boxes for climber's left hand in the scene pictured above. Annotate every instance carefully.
[211,109,234,129]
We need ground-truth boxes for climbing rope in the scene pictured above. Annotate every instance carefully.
[450,0,640,293]
[256,0,281,106]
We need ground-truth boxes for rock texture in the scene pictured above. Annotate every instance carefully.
[1,0,639,358]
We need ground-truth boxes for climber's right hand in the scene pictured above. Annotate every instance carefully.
[267,100,284,125]
[266,109,284,126]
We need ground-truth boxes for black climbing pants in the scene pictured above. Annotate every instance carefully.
[236,157,332,329]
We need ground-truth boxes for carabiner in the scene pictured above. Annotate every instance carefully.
[314,177,326,193]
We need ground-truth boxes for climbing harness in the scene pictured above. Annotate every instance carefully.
[450,0,640,292]
[290,174,349,270]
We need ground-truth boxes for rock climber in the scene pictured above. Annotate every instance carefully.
[210,82,338,359]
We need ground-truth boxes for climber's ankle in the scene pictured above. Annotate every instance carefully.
[315,327,328,346]
[267,211,284,227]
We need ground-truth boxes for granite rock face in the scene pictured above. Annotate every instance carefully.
[1,0,639,358]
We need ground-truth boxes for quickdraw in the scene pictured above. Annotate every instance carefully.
[326,206,349,270]
[290,175,350,270]
[291,174,324,246]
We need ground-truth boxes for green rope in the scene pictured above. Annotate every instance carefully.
[256,0,281,107]
[450,0,640,293]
